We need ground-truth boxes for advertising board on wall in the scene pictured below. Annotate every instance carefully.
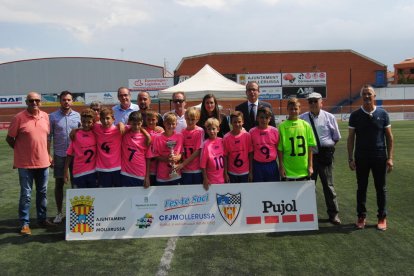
[259,87,282,100]
[128,78,173,91]
[66,181,318,241]
[282,72,327,86]
[282,86,327,99]
[0,95,26,108]
[237,73,282,87]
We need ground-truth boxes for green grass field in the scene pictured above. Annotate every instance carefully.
[1,121,413,275]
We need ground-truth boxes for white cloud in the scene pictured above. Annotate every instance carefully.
[174,0,240,10]
[0,47,25,56]
[0,0,151,43]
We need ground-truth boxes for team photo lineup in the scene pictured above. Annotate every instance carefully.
[6,81,393,236]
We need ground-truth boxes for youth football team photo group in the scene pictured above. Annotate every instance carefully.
[6,81,393,236]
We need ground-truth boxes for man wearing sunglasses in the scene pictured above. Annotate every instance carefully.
[300,92,341,225]
[6,92,54,235]
[168,92,187,133]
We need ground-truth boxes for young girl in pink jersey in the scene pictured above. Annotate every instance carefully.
[121,111,151,187]
[149,112,183,185]
[177,107,204,185]
[64,108,97,188]
[223,111,253,183]
[144,110,164,186]
[94,108,124,187]
[200,118,226,190]
[249,106,280,182]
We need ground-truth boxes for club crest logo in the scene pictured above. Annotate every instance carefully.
[216,193,241,226]
[70,196,95,235]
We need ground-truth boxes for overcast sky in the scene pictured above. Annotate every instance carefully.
[0,0,412,72]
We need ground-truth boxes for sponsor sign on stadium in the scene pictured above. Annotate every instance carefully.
[237,73,282,87]
[0,95,26,108]
[66,181,318,240]
[282,86,327,99]
[259,87,282,100]
[282,72,327,86]
[128,78,173,91]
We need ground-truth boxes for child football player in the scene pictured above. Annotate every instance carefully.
[200,118,226,190]
[93,107,124,187]
[148,112,183,185]
[120,111,151,187]
[177,107,205,185]
[223,111,253,183]
[145,110,164,186]
[64,108,97,188]
[278,97,316,180]
[249,106,280,182]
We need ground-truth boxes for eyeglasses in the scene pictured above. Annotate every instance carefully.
[308,100,319,104]
[28,99,41,103]
[173,99,185,104]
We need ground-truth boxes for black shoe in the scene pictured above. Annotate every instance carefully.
[329,215,341,225]
[38,220,56,228]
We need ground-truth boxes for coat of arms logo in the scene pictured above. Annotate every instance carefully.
[70,195,95,234]
[216,193,241,226]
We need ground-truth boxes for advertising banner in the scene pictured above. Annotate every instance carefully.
[128,78,173,91]
[85,92,118,105]
[41,93,86,106]
[0,95,26,108]
[282,86,327,99]
[66,181,318,241]
[282,72,327,86]
[237,73,282,87]
[259,87,282,100]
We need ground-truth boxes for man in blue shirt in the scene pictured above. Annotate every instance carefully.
[347,85,394,231]
[112,87,139,124]
[300,92,341,225]
[49,91,81,223]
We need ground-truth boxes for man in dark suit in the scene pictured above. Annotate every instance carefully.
[235,81,276,131]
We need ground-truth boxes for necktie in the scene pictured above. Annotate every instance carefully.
[249,103,255,125]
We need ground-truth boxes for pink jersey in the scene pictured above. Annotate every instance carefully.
[148,132,183,182]
[200,138,225,184]
[223,131,252,175]
[67,129,96,177]
[249,126,279,163]
[121,129,150,179]
[181,126,204,173]
[93,124,122,172]
[145,127,163,175]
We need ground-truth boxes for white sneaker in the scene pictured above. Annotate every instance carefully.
[53,213,64,224]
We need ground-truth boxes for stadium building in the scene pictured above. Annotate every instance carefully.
[0,57,166,123]
[173,50,395,114]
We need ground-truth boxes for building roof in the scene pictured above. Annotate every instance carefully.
[175,49,385,72]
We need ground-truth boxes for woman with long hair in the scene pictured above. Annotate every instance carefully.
[197,94,230,138]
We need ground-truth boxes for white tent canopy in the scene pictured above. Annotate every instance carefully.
[159,64,246,100]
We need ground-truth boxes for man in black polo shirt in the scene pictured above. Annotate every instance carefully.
[347,84,394,231]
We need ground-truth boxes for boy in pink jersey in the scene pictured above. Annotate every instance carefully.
[148,112,183,185]
[200,118,226,190]
[93,108,124,187]
[177,107,204,185]
[249,106,280,182]
[121,111,152,187]
[144,110,164,186]
[224,111,253,183]
[64,109,97,188]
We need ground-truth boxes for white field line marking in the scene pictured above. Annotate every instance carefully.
[156,237,178,276]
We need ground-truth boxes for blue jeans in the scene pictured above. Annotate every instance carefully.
[18,168,49,226]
